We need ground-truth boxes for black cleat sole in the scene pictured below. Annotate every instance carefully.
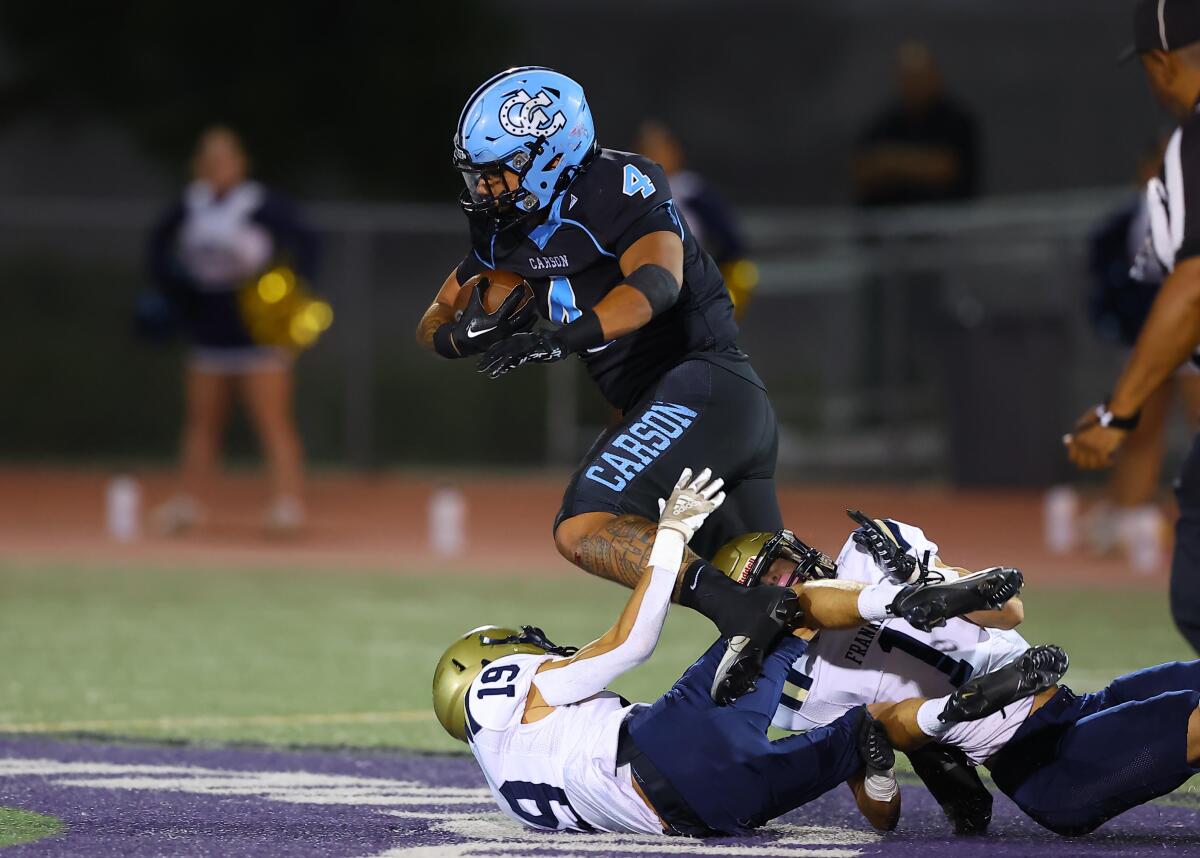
[940,644,1069,723]
[893,567,1024,632]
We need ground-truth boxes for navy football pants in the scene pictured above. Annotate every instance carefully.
[626,636,864,835]
[990,660,1200,835]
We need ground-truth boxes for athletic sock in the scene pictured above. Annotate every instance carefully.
[857,581,905,622]
[677,560,749,630]
[917,696,954,737]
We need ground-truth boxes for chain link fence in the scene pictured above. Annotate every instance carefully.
[0,190,1139,484]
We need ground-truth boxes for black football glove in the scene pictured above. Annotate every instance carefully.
[477,330,567,378]
[447,279,537,356]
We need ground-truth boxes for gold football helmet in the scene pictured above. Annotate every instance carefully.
[714,529,837,588]
[432,625,576,742]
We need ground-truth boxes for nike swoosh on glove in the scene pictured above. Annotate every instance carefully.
[449,281,536,355]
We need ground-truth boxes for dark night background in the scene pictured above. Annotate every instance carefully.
[0,0,1172,480]
[0,1,1166,203]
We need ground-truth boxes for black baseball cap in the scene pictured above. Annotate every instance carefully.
[1121,0,1200,61]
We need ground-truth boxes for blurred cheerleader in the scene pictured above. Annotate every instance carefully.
[147,126,319,536]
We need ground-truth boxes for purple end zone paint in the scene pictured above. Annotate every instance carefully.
[1,738,1199,857]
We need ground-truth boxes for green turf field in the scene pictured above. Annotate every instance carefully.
[0,807,64,848]
[0,561,1192,753]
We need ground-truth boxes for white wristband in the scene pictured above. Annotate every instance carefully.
[864,768,897,802]
[648,527,686,573]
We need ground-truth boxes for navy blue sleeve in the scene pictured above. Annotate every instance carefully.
[146,201,193,294]
[251,190,321,284]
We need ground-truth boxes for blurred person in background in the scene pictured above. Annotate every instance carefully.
[851,41,979,208]
[1084,136,1200,572]
[147,125,319,536]
[634,120,757,318]
[1067,0,1200,653]
[850,42,981,414]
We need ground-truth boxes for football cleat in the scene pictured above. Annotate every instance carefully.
[939,644,1069,723]
[889,566,1023,632]
[857,712,896,772]
[906,744,993,834]
[846,509,919,583]
[710,585,803,705]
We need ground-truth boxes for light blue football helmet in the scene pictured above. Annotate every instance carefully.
[453,67,596,226]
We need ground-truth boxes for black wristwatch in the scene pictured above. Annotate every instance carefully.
[1095,400,1141,431]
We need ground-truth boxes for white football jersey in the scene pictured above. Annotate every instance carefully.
[465,653,661,835]
[773,520,1031,763]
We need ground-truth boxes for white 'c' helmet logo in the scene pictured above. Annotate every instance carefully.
[498,89,567,138]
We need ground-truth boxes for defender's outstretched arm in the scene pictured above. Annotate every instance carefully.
[529,469,725,710]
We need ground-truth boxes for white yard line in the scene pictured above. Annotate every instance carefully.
[0,709,433,733]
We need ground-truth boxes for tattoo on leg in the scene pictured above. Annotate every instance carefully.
[574,514,699,596]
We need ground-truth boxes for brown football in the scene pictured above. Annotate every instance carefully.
[454,270,535,316]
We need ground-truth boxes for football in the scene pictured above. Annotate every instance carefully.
[454,270,535,317]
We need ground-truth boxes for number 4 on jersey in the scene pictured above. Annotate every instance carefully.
[622,163,656,199]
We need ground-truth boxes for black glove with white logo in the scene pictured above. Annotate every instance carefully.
[477,307,605,378]
[442,280,537,357]
[477,330,566,378]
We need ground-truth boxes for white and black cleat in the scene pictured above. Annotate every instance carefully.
[940,644,1069,723]
[906,744,993,834]
[710,586,802,705]
[889,566,1023,632]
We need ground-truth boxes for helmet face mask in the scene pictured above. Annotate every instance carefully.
[453,66,597,231]
[768,530,838,586]
[431,624,576,743]
[716,530,838,589]
[453,139,546,228]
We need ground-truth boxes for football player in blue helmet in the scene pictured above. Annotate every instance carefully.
[452,67,596,230]
[420,67,834,706]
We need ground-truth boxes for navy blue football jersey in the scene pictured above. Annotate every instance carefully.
[456,149,745,411]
